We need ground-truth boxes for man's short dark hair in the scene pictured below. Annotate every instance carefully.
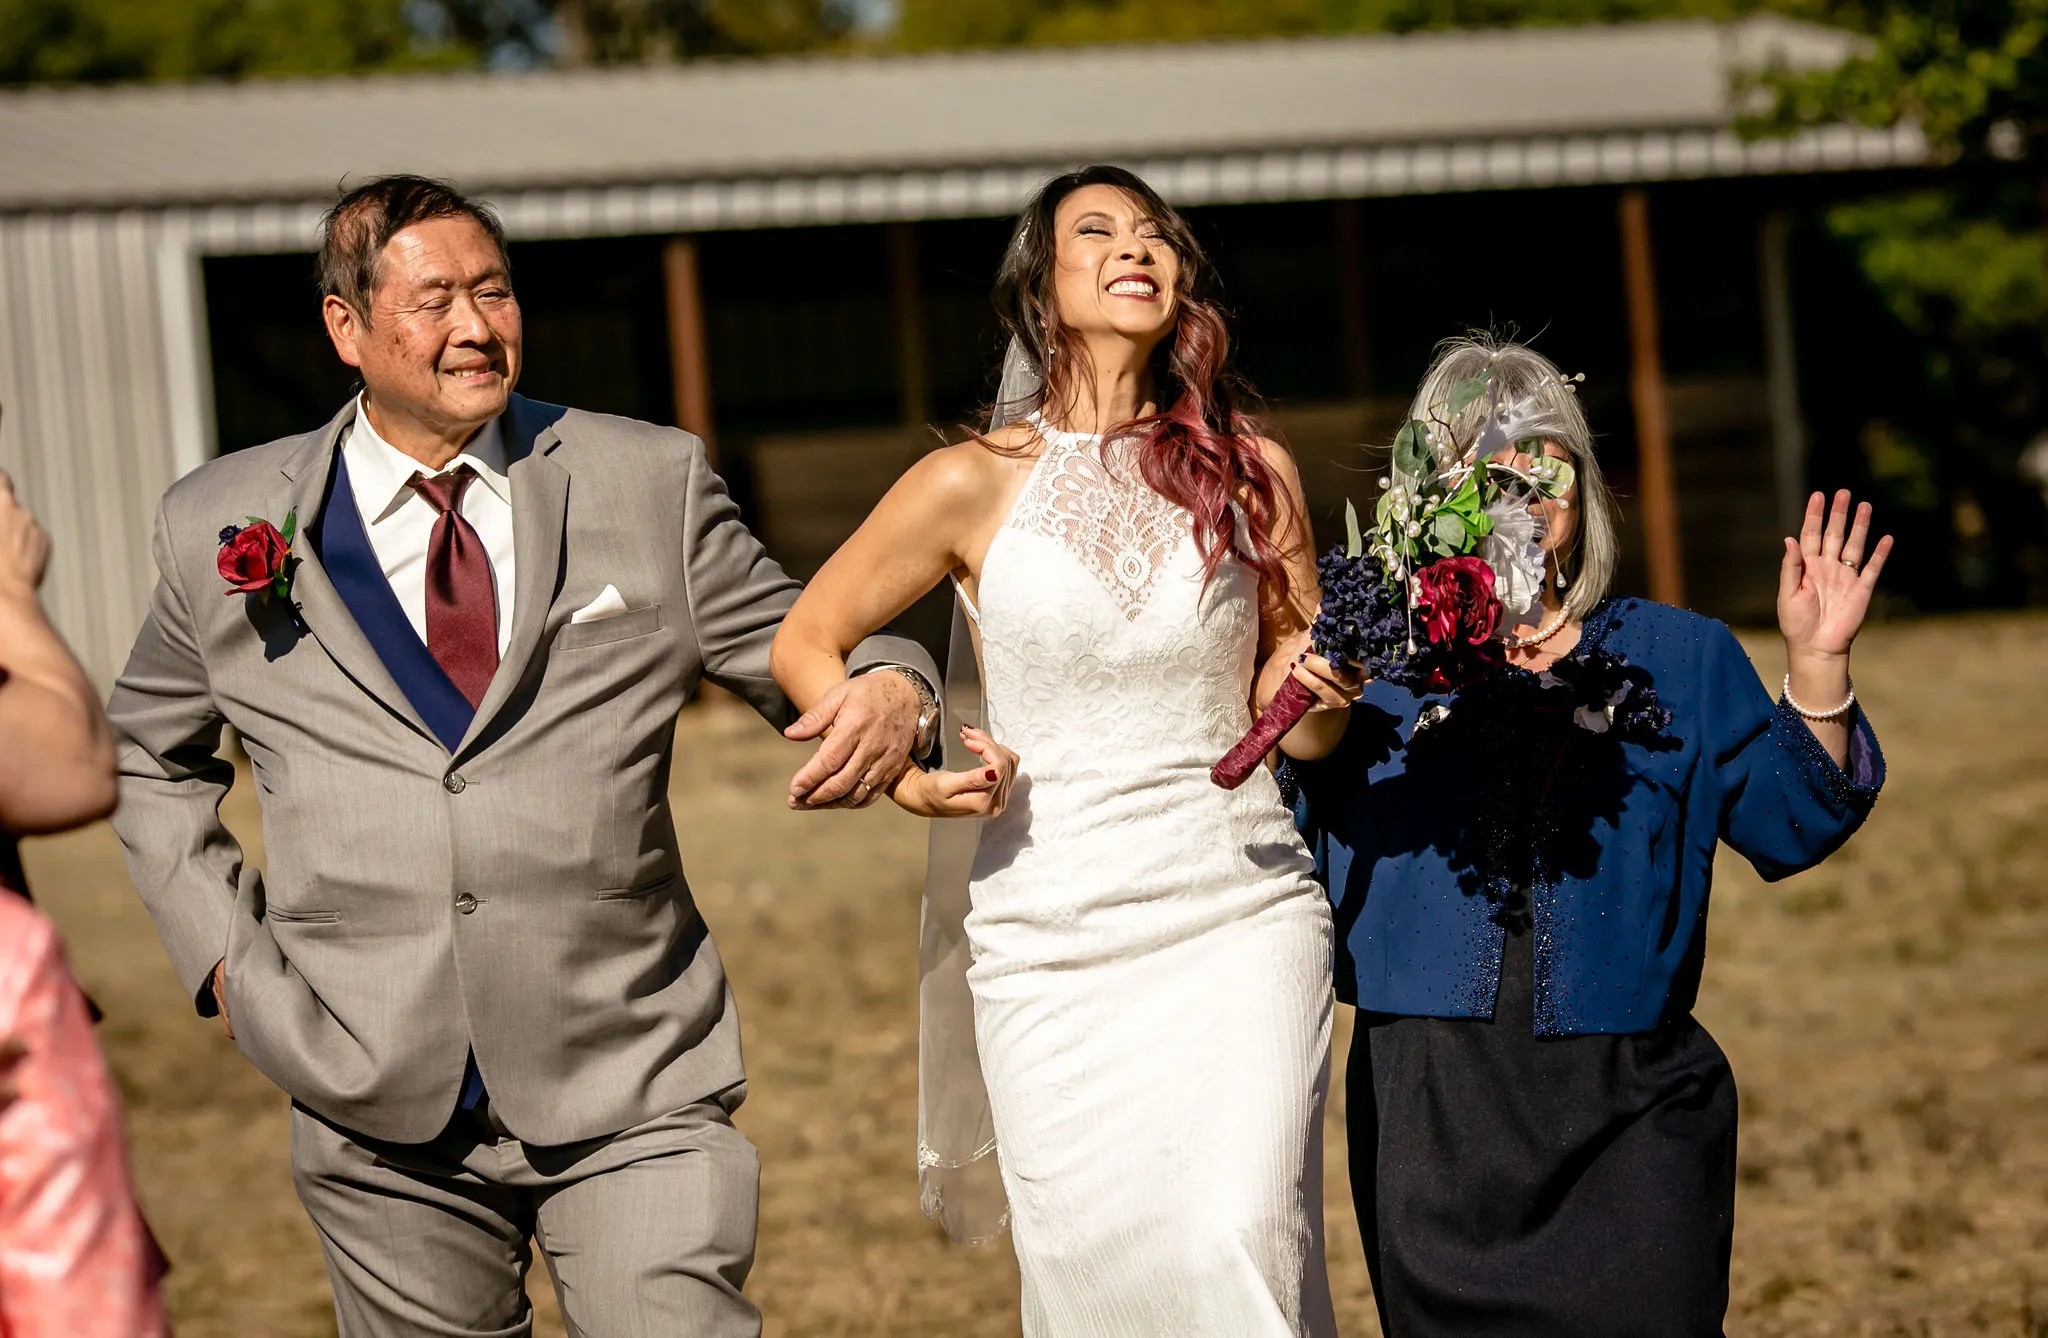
[317,174,510,319]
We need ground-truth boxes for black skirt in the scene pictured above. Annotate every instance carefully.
[1348,924,1738,1337]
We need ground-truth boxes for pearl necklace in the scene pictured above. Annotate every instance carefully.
[1502,608,1570,650]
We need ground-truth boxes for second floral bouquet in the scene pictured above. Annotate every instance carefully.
[1211,364,1577,789]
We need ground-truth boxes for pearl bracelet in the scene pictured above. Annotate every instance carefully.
[1782,673,1855,722]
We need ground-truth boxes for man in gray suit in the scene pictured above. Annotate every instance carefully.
[108,176,951,1336]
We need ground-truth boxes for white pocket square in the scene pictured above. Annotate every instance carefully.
[569,584,629,624]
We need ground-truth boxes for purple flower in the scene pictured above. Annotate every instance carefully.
[1310,547,1414,685]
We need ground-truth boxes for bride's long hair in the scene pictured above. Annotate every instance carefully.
[989,165,1295,603]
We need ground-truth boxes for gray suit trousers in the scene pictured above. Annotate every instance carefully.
[290,1097,760,1338]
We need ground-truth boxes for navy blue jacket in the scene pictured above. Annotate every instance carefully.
[1289,598,1884,1035]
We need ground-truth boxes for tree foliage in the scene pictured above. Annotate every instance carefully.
[1743,3,2048,603]
[547,0,862,64]
[1750,0,2048,164]
[892,0,1791,51]
[0,0,864,84]
[0,0,475,83]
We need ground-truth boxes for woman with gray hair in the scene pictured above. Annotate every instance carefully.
[1284,334,1891,1333]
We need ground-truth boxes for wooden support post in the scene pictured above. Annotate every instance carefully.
[663,234,733,707]
[886,221,931,427]
[662,235,715,462]
[1618,188,1685,608]
[1332,199,1372,400]
[1759,210,1807,537]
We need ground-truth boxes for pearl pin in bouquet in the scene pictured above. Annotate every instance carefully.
[1211,364,1579,789]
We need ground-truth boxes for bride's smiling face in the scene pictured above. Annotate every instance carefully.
[1049,184,1181,351]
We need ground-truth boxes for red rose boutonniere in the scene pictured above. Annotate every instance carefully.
[217,509,298,607]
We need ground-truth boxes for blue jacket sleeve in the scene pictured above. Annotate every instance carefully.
[1278,759,1331,890]
[1702,623,1885,882]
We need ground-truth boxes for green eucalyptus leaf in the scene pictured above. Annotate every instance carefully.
[1433,511,1468,551]
[1392,420,1432,479]
[1344,499,1364,559]
[1448,374,1491,415]
[1534,458,1577,498]
[1436,474,1492,539]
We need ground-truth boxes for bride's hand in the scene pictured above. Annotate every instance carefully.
[894,726,1019,819]
[1262,628,1363,714]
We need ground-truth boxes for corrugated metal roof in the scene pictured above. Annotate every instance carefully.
[0,18,1894,213]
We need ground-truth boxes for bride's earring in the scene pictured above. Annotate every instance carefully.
[1552,551,1571,590]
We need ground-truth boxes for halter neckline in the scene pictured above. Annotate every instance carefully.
[1025,410,1103,446]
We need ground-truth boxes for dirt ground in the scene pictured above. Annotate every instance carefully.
[21,612,2048,1336]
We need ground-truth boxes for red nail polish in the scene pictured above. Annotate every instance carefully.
[985,769,999,783]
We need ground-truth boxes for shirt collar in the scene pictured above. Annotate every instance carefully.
[344,395,511,525]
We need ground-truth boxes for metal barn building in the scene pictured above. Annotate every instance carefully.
[0,17,1927,684]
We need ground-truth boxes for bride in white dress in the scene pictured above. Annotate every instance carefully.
[772,165,1358,1336]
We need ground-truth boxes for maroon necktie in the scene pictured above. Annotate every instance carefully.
[407,467,498,709]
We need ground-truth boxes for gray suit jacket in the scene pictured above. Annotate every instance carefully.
[109,395,932,1145]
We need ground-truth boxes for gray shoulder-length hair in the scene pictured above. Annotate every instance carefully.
[1406,333,1618,624]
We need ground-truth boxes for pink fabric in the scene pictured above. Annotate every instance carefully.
[0,894,167,1338]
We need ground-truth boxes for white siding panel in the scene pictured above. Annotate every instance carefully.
[0,215,198,687]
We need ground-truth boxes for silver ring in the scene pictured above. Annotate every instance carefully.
[856,781,872,799]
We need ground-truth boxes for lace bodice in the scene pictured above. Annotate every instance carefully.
[971,414,1263,789]
[1008,418,1193,622]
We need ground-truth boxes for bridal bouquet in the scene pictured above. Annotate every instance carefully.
[1212,366,1577,789]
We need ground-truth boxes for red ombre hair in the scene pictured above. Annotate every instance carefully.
[989,166,1296,604]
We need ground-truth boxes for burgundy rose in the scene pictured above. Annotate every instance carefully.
[1412,556,1503,692]
[218,519,290,596]
[1414,556,1502,647]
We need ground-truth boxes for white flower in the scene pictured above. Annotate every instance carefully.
[1574,703,1613,734]
[1479,497,1548,628]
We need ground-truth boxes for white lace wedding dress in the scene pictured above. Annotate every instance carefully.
[959,415,1337,1336]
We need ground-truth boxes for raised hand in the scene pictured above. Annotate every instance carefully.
[1779,490,1892,659]
[896,726,1018,820]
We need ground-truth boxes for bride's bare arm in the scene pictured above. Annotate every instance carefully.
[1249,441,1358,762]
[771,441,1018,816]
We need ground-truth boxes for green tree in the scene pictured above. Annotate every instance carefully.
[1751,1,2048,167]
[0,0,862,84]
[893,0,1791,51]
[545,0,862,62]
[1748,4,2048,603]
[0,0,482,83]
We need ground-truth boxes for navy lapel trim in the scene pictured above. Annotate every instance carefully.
[313,449,476,751]
[275,405,437,744]
[454,396,570,760]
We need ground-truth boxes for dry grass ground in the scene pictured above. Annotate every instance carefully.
[21,612,2048,1336]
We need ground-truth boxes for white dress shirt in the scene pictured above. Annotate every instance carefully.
[342,398,517,656]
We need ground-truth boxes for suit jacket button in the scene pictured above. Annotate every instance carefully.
[443,773,466,794]
[455,893,478,915]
